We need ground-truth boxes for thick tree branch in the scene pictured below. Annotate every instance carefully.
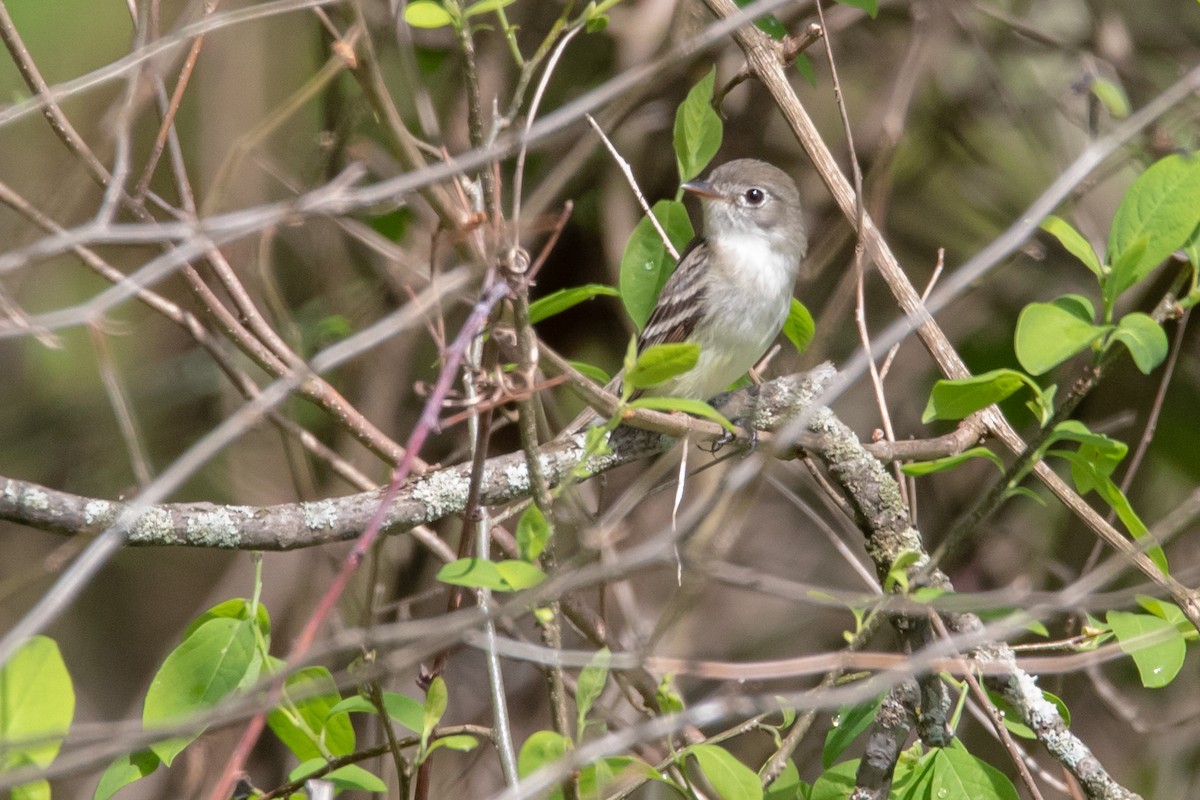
[1,371,839,550]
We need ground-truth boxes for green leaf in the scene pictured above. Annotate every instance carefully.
[576,648,611,736]
[529,284,620,324]
[927,745,1019,800]
[1045,419,1128,475]
[183,598,270,645]
[808,758,859,800]
[289,759,387,792]
[423,676,448,746]
[581,756,666,796]
[619,200,694,329]
[921,368,1039,423]
[1109,153,1200,294]
[94,750,160,800]
[901,446,1004,477]
[0,636,74,771]
[628,395,735,431]
[626,343,700,389]
[1050,450,1167,572]
[516,505,551,562]
[567,359,611,385]
[10,776,48,800]
[1111,312,1168,373]
[836,0,878,16]
[1107,610,1186,688]
[1041,215,1103,278]
[1014,301,1110,375]
[783,299,815,354]
[673,67,723,182]
[143,617,256,765]
[1106,235,1147,311]
[1051,293,1097,323]
[436,557,507,590]
[462,0,517,17]
[733,0,787,38]
[494,559,548,590]
[518,730,571,778]
[1136,595,1198,637]
[764,759,806,800]
[1091,77,1131,118]
[823,696,883,768]
[327,763,388,792]
[404,1,456,28]
[329,692,425,733]
[794,53,817,87]
[429,733,480,752]
[656,674,685,714]
[689,744,763,800]
[267,666,354,761]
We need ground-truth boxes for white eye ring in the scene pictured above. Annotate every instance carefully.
[743,187,766,206]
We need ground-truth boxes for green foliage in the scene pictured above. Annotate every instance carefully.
[1106,610,1188,688]
[625,342,700,389]
[575,648,610,741]
[783,298,816,354]
[329,691,425,733]
[673,67,723,183]
[0,636,74,800]
[142,616,258,765]
[94,751,160,800]
[837,0,879,17]
[266,666,355,761]
[1108,153,1200,297]
[1014,300,1109,376]
[516,504,552,562]
[1090,78,1130,118]
[688,743,764,800]
[628,395,735,431]
[901,446,1004,476]
[822,696,883,768]
[436,557,547,591]
[619,200,694,330]
[529,284,620,325]
[921,368,1049,424]
[404,1,457,29]
[289,759,388,792]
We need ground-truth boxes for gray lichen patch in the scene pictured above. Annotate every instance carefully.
[184,506,254,549]
[411,468,470,523]
[83,499,116,527]
[303,499,339,531]
[128,506,175,545]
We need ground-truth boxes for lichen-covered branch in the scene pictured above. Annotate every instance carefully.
[803,396,1142,800]
[0,371,835,550]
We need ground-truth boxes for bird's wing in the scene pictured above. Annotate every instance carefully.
[637,237,709,354]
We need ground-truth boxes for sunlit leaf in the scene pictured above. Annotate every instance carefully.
[1041,215,1103,278]
[1014,301,1109,375]
[619,200,694,330]
[673,67,723,182]
[689,744,763,800]
[626,343,700,389]
[1111,312,1168,373]
[404,1,456,28]
[1109,153,1200,295]
[1108,610,1186,688]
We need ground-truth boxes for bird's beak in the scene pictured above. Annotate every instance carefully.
[681,179,722,201]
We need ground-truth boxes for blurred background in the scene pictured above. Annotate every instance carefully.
[1,0,1199,797]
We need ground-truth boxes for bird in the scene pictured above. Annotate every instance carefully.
[561,158,807,434]
[635,158,808,401]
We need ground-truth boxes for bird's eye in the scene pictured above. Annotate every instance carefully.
[743,187,766,206]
